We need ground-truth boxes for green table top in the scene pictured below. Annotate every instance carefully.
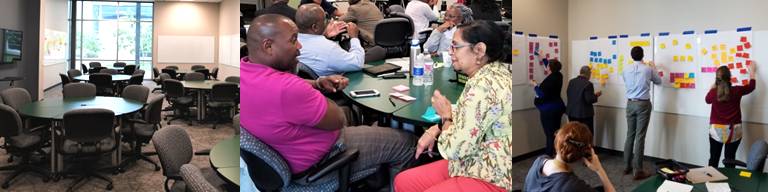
[181,80,226,90]
[633,168,768,192]
[344,59,464,126]
[216,167,239,186]
[18,96,144,120]
[73,74,132,81]
[210,136,239,169]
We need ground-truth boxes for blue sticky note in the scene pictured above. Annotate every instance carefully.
[590,51,596,56]
[689,73,695,78]
[421,106,441,123]
[590,58,594,62]
[612,40,617,45]
[598,52,602,57]
[613,54,617,60]
[608,59,612,64]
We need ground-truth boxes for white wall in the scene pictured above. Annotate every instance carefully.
[154,2,220,70]
[513,0,768,166]
[41,0,69,91]
[511,0,569,157]
[218,0,239,79]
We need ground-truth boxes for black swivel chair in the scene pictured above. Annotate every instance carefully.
[89,62,102,68]
[113,62,127,67]
[0,104,49,189]
[206,83,238,129]
[56,108,118,191]
[121,94,165,171]
[210,67,219,80]
[90,73,114,96]
[374,16,413,58]
[195,69,211,80]
[297,63,320,80]
[123,65,137,75]
[80,64,89,74]
[59,73,71,88]
[162,68,178,80]
[66,69,82,82]
[129,74,144,85]
[163,79,194,125]
[191,65,206,71]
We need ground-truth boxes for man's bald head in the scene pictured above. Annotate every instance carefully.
[296,4,326,34]
[246,14,301,72]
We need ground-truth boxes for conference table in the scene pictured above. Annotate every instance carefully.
[18,96,145,175]
[633,168,768,191]
[209,136,239,186]
[181,80,238,121]
[343,59,465,127]
[73,74,132,82]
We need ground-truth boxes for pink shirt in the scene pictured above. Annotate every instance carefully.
[240,57,340,174]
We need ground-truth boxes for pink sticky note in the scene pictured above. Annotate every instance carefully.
[736,53,743,58]
[737,45,744,51]
[743,53,750,58]
[737,62,743,68]
[745,42,752,49]
[392,85,409,92]
[741,36,748,42]
[741,69,748,74]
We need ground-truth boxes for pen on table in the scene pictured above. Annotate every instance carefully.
[706,173,713,177]
[389,97,396,106]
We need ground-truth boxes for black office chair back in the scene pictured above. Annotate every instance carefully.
[210,83,238,102]
[123,65,137,75]
[61,108,115,144]
[190,65,206,71]
[89,62,102,68]
[67,69,82,81]
[100,68,118,74]
[152,67,160,79]
[113,62,127,67]
[297,63,320,80]
[134,69,146,76]
[0,104,22,137]
[59,73,71,88]
[90,73,113,88]
[388,12,413,34]
[210,67,219,80]
[374,17,412,47]
[184,72,205,81]
[145,94,165,124]
[128,74,144,85]
[225,76,240,84]
[81,64,89,74]
[163,79,185,98]
[165,65,180,70]
[194,69,210,80]
[63,83,97,99]
[240,129,289,191]
[89,66,106,74]
[122,85,150,103]
[0,87,32,111]
[162,68,178,79]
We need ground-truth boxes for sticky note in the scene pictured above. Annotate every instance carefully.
[612,40,616,45]
[555,48,559,54]
[743,79,749,85]
[673,55,679,62]
[712,45,718,51]
[743,53,750,59]
[689,73,695,78]
[720,44,727,50]
[737,62,743,68]
[714,60,720,66]
[688,55,694,62]
[512,49,520,56]
[739,171,752,178]
[672,39,679,46]
[745,42,752,49]
[701,48,708,55]
[711,53,718,60]
[741,69,748,74]
[529,55,534,60]
[732,77,738,83]
[730,56,735,62]
[685,43,692,50]
[737,45,744,51]
[601,74,609,79]
[747,60,753,66]
[660,43,666,49]
[741,36,748,43]
[609,67,614,73]
[731,48,737,54]
[736,52,743,58]
[728,63,735,69]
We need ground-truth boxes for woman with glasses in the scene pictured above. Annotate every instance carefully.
[424,4,474,55]
[393,20,512,192]
[524,122,616,192]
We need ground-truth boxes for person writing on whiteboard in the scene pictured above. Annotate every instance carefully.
[620,46,661,180]
[296,4,366,76]
[424,4,474,55]
[524,122,616,192]
[531,58,565,157]
[705,62,756,168]
[394,20,512,192]
[566,65,602,135]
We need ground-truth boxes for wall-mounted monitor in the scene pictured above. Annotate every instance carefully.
[2,29,23,64]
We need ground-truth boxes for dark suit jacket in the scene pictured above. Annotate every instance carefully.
[566,76,598,118]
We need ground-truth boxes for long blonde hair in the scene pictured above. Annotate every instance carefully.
[716,66,732,102]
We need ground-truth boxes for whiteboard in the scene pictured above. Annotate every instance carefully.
[700,30,753,86]
[653,33,711,117]
[571,39,626,108]
[742,30,768,124]
[511,33,527,85]
[526,36,561,83]
[158,36,215,64]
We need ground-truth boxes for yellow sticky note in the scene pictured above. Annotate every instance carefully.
[609,67,614,73]
[740,171,752,178]
[720,44,727,51]
[685,43,692,50]
[588,63,593,69]
[673,55,679,62]
[512,49,520,56]
[714,60,720,66]
[712,45,718,51]
[601,74,609,79]
[688,55,694,62]
[711,53,718,60]
[660,43,666,49]
[674,83,681,88]
[730,48,736,55]
[630,40,650,47]
[598,64,607,69]
[672,39,679,46]
[729,56,735,62]
[701,48,708,55]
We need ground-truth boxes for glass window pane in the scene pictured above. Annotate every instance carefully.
[117,22,136,60]
[139,22,152,60]
[140,3,153,21]
[82,1,118,20]
[80,20,118,60]
[118,2,137,21]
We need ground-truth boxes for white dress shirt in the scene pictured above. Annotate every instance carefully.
[405,0,438,37]
[297,33,365,76]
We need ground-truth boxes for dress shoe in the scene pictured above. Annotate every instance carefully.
[633,170,652,180]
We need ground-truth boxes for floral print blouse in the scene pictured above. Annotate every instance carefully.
[438,62,513,191]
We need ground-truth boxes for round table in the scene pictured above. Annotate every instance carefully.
[18,96,144,175]
[633,168,768,191]
[209,136,239,186]
[343,59,464,127]
[73,74,132,82]
[181,80,235,121]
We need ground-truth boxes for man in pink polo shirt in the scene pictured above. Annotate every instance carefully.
[241,14,415,186]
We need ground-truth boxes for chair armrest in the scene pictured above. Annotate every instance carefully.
[722,159,747,168]
[305,148,359,183]
[125,118,149,125]
[27,124,50,133]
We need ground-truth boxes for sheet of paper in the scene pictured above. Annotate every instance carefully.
[705,182,731,192]
[656,180,692,192]
[385,57,411,72]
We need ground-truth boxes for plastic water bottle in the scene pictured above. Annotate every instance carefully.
[409,38,420,76]
[423,53,433,86]
[413,54,424,86]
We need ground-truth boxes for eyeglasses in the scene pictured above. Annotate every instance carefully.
[450,43,473,52]
[445,14,459,19]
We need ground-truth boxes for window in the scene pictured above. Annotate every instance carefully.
[74,1,153,79]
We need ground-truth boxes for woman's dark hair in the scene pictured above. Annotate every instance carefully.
[548,59,562,73]
[457,20,510,63]
[716,66,732,102]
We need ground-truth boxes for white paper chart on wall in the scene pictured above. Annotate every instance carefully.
[526,35,560,84]
[655,33,699,89]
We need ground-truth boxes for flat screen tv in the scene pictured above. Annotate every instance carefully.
[2,29,22,64]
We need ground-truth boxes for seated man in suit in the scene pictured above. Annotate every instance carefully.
[242,13,415,186]
[297,4,366,76]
